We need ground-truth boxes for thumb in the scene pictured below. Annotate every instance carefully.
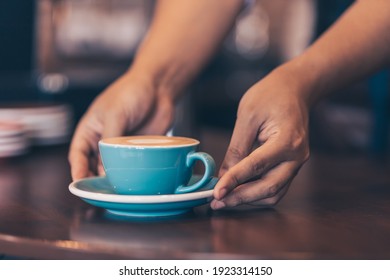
[219,116,257,177]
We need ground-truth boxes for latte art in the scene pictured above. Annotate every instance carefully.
[100,135,199,147]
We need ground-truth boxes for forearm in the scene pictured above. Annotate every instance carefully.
[280,0,390,106]
[129,0,244,100]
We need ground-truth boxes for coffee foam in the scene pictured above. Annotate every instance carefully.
[100,135,199,147]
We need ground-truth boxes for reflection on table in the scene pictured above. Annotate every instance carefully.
[1,130,390,259]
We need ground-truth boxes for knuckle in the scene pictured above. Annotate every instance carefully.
[285,134,309,160]
[230,192,246,207]
[218,166,228,177]
[248,156,265,176]
[289,134,306,151]
[227,146,245,161]
[265,196,281,207]
[227,171,241,186]
[237,98,248,115]
[266,184,280,197]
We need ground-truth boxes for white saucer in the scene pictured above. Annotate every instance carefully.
[69,175,217,217]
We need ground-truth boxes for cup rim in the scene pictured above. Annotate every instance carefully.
[99,135,200,148]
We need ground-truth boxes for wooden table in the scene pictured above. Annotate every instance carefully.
[1,140,390,259]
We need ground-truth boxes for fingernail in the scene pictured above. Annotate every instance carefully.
[212,200,226,210]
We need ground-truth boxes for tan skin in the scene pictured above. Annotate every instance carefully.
[68,0,244,178]
[69,0,390,210]
[212,0,390,209]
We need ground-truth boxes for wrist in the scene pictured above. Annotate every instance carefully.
[275,57,325,108]
[124,65,178,104]
[128,54,185,103]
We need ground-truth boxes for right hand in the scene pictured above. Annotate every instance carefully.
[211,66,311,209]
[68,71,175,180]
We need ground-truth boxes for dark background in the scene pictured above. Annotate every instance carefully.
[0,0,389,156]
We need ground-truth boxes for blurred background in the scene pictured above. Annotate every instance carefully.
[0,0,389,160]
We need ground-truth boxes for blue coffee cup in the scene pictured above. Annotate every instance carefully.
[98,135,215,195]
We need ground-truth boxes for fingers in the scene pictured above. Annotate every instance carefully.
[68,146,90,180]
[218,114,257,178]
[69,108,128,181]
[89,110,127,178]
[211,161,298,209]
[214,139,284,200]
[97,157,105,176]
[101,111,128,139]
[247,183,290,207]
[68,74,164,181]
[135,95,175,135]
[68,116,101,180]
[68,133,95,180]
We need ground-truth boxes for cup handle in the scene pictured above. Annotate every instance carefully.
[174,152,215,194]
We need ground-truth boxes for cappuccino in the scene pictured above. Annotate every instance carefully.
[99,135,215,195]
[100,135,199,147]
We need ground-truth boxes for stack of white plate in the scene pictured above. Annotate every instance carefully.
[0,120,28,158]
[0,103,73,146]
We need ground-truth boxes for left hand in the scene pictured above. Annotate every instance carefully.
[68,71,175,180]
[211,67,311,209]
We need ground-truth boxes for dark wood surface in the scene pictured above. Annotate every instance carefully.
[1,129,390,259]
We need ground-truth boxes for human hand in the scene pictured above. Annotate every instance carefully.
[68,71,175,180]
[211,67,311,209]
